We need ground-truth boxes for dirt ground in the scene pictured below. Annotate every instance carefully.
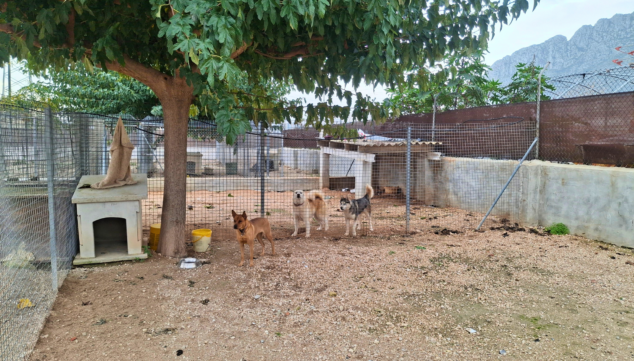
[140,189,494,234]
[28,201,634,361]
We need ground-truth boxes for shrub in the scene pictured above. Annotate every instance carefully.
[545,223,570,235]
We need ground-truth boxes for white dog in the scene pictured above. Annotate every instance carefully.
[292,190,328,238]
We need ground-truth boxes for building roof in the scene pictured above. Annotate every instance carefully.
[329,139,441,146]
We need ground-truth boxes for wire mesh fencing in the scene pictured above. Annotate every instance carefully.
[0,105,79,361]
[68,113,536,240]
[0,103,536,359]
[539,91,634,166]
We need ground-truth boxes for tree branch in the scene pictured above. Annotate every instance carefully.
[254,48,323,60]
[0,23,42,48]
[230,41,251,59]
[100,55,171,95]
[66,8,76,48]
[290,36,324,47]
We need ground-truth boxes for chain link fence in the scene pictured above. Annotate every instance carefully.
[69,112,536,238]
[0,103,535,359]
[0,105,79,361]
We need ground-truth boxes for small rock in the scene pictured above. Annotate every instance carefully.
[500,350,507,355]
[254,295,261,300]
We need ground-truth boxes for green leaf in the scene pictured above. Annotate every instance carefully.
[189,48,199,65]
[73,1,84,15]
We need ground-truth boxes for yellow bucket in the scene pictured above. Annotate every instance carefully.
[148,223,161,251]
[192,229,212,253]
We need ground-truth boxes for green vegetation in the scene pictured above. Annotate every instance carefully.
[386,59,555,116]
[545,223,570,235]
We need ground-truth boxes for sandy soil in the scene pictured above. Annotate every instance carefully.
[29,208,634,361]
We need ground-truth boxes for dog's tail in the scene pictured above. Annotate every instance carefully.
[308,190,325,202]
[364,184,374,199]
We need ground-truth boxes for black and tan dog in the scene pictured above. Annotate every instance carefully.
[231,210,275,267]
[339,184,374,237]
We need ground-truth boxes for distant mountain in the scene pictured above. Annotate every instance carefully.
[489,12,634,84]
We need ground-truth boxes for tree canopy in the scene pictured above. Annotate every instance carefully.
[1,0,538,134]
[385,58,553,116]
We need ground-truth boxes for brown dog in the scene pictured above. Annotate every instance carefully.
[231,210,275,267]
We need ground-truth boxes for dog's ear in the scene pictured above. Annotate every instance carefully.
[242,211,247,219]
[231,210,237,218]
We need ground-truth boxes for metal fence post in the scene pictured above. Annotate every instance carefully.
[266,135,270,178]
[79,113,89,177]
[33,117,39,178]
[260,122,265,216]
[102,124,108,175]
[431,95,437,142]
[406,127,411,234]
[536,62,550,160]
[45,107,58,290]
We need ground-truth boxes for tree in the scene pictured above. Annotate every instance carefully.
[384,51,503,116]
[15,63,159,117]
[497,61,554,103]
[385,58,553,115]
[0,0,538,257]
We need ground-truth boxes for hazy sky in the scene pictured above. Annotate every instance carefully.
[288,0,634,106]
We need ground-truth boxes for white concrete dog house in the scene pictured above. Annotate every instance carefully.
[72,174,148,265]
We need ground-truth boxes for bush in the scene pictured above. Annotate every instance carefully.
[545,223,570,235]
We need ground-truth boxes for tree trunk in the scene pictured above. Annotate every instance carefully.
[157,80,193,258]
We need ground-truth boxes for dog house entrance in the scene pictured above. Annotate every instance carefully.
[93,217,128,256]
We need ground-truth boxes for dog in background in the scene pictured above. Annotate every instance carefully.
[292,190,328,238]
[339,184,374,237]
[231,210,275,267]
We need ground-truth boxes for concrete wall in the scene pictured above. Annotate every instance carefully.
[216,144,280,175]
[521,161,634,248]
[278,148,368,176]
[435,157,523,220]
[433,158,634,248]
[329,155,356,177]
[281,148,319,172]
